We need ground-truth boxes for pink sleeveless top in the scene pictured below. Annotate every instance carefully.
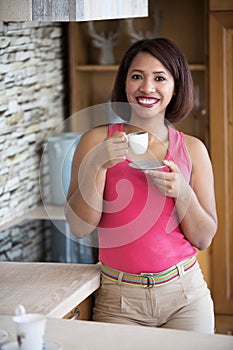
[98,123,196,273]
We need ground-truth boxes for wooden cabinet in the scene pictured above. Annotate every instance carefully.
[209,0,233,335]
[215,315,233,336]
[63,295,93,321]
[68,0,211,285]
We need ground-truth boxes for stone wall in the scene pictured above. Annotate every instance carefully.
[0,220,52,261]
[0,21,65,261]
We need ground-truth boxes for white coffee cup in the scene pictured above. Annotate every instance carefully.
[126,131,148,154]
[13,313,46,350]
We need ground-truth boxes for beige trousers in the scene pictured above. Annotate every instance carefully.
[93,262,215,334]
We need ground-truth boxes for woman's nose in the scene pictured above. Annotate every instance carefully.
[139,80,155,93]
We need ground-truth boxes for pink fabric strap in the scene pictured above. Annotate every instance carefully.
[108,123,125,137]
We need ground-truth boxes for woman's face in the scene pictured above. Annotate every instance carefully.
[125,52,175,120]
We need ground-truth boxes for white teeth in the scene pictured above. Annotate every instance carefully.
[138,98,156,104]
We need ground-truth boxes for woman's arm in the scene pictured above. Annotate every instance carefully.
[146,136,217,250]
[175,135,218,249]
[65,126,128,238]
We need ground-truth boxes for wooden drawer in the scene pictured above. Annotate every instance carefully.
[63,295,93,321]
[215,315,233,335]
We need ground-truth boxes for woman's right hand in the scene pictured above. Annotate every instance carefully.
[94,131,128,169]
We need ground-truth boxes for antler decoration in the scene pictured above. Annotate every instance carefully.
[126,9,163,43]
[88,21,122,65]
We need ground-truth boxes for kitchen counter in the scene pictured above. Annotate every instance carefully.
[0,261,101,318]
[1,315,233,350]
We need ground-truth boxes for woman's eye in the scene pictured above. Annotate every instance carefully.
[155,76,165,81]
[131,74,142,80]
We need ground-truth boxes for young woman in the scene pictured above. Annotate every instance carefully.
[65,38,217,333]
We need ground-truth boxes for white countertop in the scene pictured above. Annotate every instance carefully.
[0,315,233,350]
[0,262,101,318]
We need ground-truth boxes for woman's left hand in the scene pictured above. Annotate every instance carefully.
[145,159,189,198]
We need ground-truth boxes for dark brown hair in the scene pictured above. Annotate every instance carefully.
[111,38,194,123]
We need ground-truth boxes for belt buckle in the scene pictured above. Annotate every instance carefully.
[142,274,156,288]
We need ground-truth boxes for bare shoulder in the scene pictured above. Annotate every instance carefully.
[184,134,206,149]
[184,134,210,160]
[77,125,108,151]
[183,134,213,180]
[70,125,108,165]
[81,125,108,144]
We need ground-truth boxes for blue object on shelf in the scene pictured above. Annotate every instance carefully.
[47,132,82,205]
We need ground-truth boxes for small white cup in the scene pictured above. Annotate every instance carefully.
[126,131,148,154]
[13,313,46,350]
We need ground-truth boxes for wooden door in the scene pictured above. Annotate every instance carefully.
[209,7,233,331]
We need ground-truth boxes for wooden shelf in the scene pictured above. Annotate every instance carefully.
[188,64,206,71]
[76,65,119,72]
[0,204,65,231]
[76,64,206,72]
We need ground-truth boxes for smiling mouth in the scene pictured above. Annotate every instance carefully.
[136,97,159,107]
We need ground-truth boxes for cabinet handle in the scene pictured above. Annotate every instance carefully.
[70,307,80,320]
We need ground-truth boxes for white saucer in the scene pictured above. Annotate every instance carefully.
[1,340,63,350]
[0,329,9,345]
[129,160,166,170]
[1,342,17,350]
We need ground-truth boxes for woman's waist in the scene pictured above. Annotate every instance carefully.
[99,247,197,274]
[100,256,198,288]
